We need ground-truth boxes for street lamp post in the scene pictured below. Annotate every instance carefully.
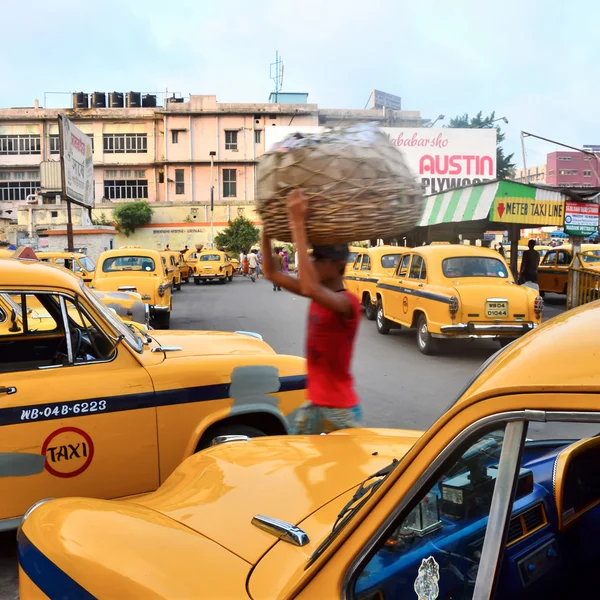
[428,114,445,127]
[209,151,216,248]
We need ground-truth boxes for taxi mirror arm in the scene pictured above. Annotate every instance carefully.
[8,309,21,333]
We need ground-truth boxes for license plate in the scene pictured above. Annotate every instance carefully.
[486,301,508,318]
[203,266,213,270]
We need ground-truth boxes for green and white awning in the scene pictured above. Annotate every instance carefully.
[418,180,567,228]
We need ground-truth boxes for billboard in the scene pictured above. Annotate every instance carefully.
[264,127,497,196]
[564,200,599,236]
[59,114,94,208]
[372,89,402,111]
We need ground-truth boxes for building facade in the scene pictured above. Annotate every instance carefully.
[0,93,426,252]
[511,164,547,184]
[545,151,600,187]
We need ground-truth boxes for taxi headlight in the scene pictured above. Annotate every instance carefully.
[449,295,459,316]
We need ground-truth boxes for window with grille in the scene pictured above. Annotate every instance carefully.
[13,172,25,180]
[225,130,238,150]
[103,133,147,154]
[254,130,262,144]
[0,180,40,201]
[172,131,179,144]
[0,172,9,181]
[120,170,132,178]
[584,170,592,177]
[49,135,61,155]
[134,169,146,178]
[223,168,237,197]
[175,169,185,195]
[105,170,117,178]
[103,180,149,200]
[0,135,40,155]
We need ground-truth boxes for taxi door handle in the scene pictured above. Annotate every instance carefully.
[418,283,424,287]
[0,386,16,395]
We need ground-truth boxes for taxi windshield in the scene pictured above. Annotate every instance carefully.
[199,254,221,261]
[80,282,144,353]
[381,254,401,269]
[442,257,508,279]
[102,256,155,272]
[78,256,96,271]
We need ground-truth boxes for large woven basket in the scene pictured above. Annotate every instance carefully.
[256,125,423,244]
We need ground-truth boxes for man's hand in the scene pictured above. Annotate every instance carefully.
[287,189,309,225]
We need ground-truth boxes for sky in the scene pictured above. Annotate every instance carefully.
[1,0,598,166]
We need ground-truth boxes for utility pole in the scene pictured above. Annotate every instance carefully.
[209,151,216,247]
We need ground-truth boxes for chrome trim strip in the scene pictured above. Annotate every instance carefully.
[0,517,23,532]
[440,323,533,334]
[150,346,182,353]
[59,296,73,364]
[473,420,526,600]
[150,305,170,312]
[341,410,544,597]
[211,435,251,446]
[118,286,137,292]
[252,515,309,547]
[486,297,508,302]
[21,498,53,524]
[234,331,264,341]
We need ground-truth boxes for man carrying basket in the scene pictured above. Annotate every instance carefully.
[262,190,362,434]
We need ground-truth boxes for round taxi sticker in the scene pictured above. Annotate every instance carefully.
[402,296,409,314]
[41,427,94,478]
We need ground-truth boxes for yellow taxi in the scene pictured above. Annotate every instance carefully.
[344,245,364,275]
[18,301,600,599]
[176,252,193,283]
[538,244,598,295]
[376,245,543,354]
[160,251,182,292]
[194,249,235,285]
[92,248,173,329]
[344,246,402,320]
[37,251,96,285]
[0,257,307,535]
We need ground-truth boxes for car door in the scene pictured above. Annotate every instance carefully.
[538,249,557,293]
[358,253,373,303]
[0,289,158,522]
[346,254,363,300]
[387,253,412,321]
[556,249,571,294]
[404,254,427,326]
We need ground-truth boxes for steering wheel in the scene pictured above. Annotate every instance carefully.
[54,328,83,364]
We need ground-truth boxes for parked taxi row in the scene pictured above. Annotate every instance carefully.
[346,244,544,354]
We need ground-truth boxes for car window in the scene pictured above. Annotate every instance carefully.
[200,254,221,261]
[102,256,155,272]
[352,255,363,270]
[361,255,371,271]
[78,256,96,272]
[408,255,426,280]
[557,250,571,265]
[353,427,508,600]
[542,250,556,266]
[442,257,508,278]
[381,254,400,269]
[397,254,411,278]
[581,250,600,263]
[348,251,358,265]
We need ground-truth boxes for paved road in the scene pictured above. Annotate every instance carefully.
[0,276,567,597]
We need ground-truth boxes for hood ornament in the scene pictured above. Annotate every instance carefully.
[252,515,309,547]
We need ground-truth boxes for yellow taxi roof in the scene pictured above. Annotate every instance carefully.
[0,258,78,289]
[99,248,161,260]
[461,301,600,402]
[37,251,87,259]
[363,246,404,259]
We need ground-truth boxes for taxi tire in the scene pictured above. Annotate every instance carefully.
[228,273,234,282]
[194,277,200,285]
[176,280,182,291]
[364,296,377,321]
[220,277,227,285]
[153,311,171,330]
[416,314,437,355]
[198,424,267,450]
[376,301,392,335]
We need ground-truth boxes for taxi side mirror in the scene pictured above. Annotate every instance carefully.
[9,309,21,333]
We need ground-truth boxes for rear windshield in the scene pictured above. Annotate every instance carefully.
[381,254,401,269]
[442,257,508,278]
[102,256,155,272]
[200,254,221,261]
[582,250,600,263]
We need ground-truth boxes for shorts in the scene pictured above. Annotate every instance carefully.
[291,401,363,435]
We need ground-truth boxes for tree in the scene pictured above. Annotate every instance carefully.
[446,111,515,179]
[112,201,153,237]
[214,215,260,255]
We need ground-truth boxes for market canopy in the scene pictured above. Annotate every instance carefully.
[417,180,568,230]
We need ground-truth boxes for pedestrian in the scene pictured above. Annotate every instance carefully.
[239,250,245,275]
[520,239,540,285]
[242,251,249,277]
[497,242,505,258]
[281,249,289,274]
[270,247,283,291]
[247,249,259,282]
[164,244,170,251]
[262,189,362,434]
[256,250,263,278]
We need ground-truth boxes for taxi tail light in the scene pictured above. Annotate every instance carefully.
[158,284,165,297]
[449,295,459,316]
[534,295,544,315]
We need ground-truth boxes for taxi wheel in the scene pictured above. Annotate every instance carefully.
[153,312,171,330]
[194,277,201,285]
[176,280,182,291]
[416,314,437,355]
[198,424,267,450]
[220,277,227,285]
[376,301,391,335]
[364,296,377,321]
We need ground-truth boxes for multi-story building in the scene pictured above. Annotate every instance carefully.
[545,151,600,188]
[0,92,426,251]
[511,164,547,184]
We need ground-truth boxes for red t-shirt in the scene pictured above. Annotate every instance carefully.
[306,291,361,408]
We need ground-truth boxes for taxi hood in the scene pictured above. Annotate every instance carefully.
[133,429,421,565]
[148,330,276,357]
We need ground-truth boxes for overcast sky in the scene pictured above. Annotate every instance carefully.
[2,0,598,165]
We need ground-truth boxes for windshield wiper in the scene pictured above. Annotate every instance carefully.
[307,458,399,567]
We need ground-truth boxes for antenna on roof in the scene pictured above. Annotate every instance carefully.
[270,51,284,102]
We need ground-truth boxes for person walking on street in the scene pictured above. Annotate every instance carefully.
[242,252,249,277]
[247,249,259,282]
[520,239,540,285]
[239,250,245,275]
[270,247,283,291]
[497,242,505,258]
[256,250,263,278]
[262,189,362,434]
[281,249,289,275]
